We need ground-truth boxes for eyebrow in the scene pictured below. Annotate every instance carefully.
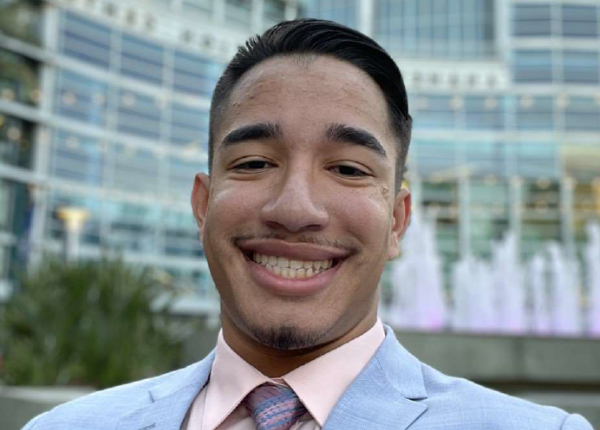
[220,122,282,149]
[325,123,387,159]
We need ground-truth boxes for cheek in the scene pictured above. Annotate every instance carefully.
[207,185,261,226]
[331,191,392,243]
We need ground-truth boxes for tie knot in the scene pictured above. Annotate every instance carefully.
[242,383,307,430]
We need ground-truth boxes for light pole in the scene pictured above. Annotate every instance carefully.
[57,207,89,263]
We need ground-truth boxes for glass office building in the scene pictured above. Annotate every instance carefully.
[1,0,599,311]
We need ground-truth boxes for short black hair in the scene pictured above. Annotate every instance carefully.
[208,18,412,189]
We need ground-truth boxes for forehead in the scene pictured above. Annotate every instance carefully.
[215,55,393,148]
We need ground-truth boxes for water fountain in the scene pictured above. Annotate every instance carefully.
[585,223,600,336]
[388,213,447,331]
[492,233,527,334]
[451,257,497,333]
[527,255,551,335]
[547,243,582,336]
[386,217,597,338]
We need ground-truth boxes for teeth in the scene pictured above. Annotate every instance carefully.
[251,252,337,279]
[277,256,289,268]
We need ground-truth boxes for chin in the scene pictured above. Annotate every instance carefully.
[245,319,331,351]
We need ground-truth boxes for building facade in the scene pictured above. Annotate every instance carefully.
[1,0,599,312]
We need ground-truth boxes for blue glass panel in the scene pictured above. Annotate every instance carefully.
[512,4,552,37]
[562,51,600,84]
[116,89,162,139]
[565,97,600,132]
[119,33,164,85]
[51,130,104,186]
[412,139,457,176]
[173,50,223,97]
[515,96,554,130]
[170,103,209,149]
[412,95,457,129]
[60,11,111,69]
[562,5,598,38]
[163,209,204,257]
[104,201,160,252]
[112,144,159,193]
[55,69,108,126]
[464,96,505,130]
[513,50,553,83]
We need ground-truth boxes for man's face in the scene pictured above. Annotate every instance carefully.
[192,56,411,350]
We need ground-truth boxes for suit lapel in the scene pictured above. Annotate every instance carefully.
[323,327,428,430]
[116,351,215,430]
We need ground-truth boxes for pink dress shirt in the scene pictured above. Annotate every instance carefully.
[184,320,385,430]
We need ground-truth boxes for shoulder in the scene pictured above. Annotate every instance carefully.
[418,363,594,430]
[20,358,211,430]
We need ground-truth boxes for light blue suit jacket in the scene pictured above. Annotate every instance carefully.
[23,327,594,430]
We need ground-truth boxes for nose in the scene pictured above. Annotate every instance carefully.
[260,168,329,233]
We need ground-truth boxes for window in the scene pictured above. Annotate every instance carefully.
[564,97,600,132]
[119,33,164,86]
[0,49,39,106]
[112,144,159,193]
[173,50,222,98]
[464,96,504,130]
[104,201,160,252]
[168,157,206,194]
[412,139,458,176]
[514,141,559,178]
[50,131,104,186]
[60,12,112,69]
[374,0,494,58]
[182,0,212,16]
[0,115,33,169]
[412,95,457,129]
[163,209,204,257]
[515,95,554,130]
[225,0,251,28]
[512,4,552,37]
[513,50,553,83]
[169,103,209,149]
[46,192,102,246]
[116,89,162,139]
[55,70,108,127]
[0,0,42,45]
[302,0,358,30]
[562,51,600,84]
[264,0,286,27]
[562,5,598,38]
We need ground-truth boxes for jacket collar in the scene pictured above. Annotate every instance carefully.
[323,325,428,430]
[117,325,428,430]
[116,351,215,430]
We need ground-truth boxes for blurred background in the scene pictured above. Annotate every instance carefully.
[0,0,599,428]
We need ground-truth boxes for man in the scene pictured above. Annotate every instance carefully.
[23,19,593,430]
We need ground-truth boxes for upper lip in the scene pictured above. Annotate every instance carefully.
[238,239,352,262]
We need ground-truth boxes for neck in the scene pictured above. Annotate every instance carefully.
[221,312,377,378]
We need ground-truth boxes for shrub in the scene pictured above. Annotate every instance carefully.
[0,256,191,389]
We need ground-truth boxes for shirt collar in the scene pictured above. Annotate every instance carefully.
[283,320,385,426]
[203,319,385,429]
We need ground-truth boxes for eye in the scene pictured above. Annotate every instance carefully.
[330,164,370,178]
[233,159,274,171]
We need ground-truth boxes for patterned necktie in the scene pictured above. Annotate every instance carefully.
[242,383,308,430]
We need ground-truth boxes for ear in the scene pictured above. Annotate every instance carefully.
[191,173,211,235]
[388,188,411,260]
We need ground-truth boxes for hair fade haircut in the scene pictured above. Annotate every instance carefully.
[208,18,412,189]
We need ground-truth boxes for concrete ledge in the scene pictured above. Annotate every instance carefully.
[0,386,92,430]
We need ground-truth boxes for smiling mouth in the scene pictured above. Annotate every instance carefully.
[244,251,342,279]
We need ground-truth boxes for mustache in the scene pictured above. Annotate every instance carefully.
[231,231,359,255]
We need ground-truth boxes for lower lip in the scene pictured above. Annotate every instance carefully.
[246,256,341,297]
